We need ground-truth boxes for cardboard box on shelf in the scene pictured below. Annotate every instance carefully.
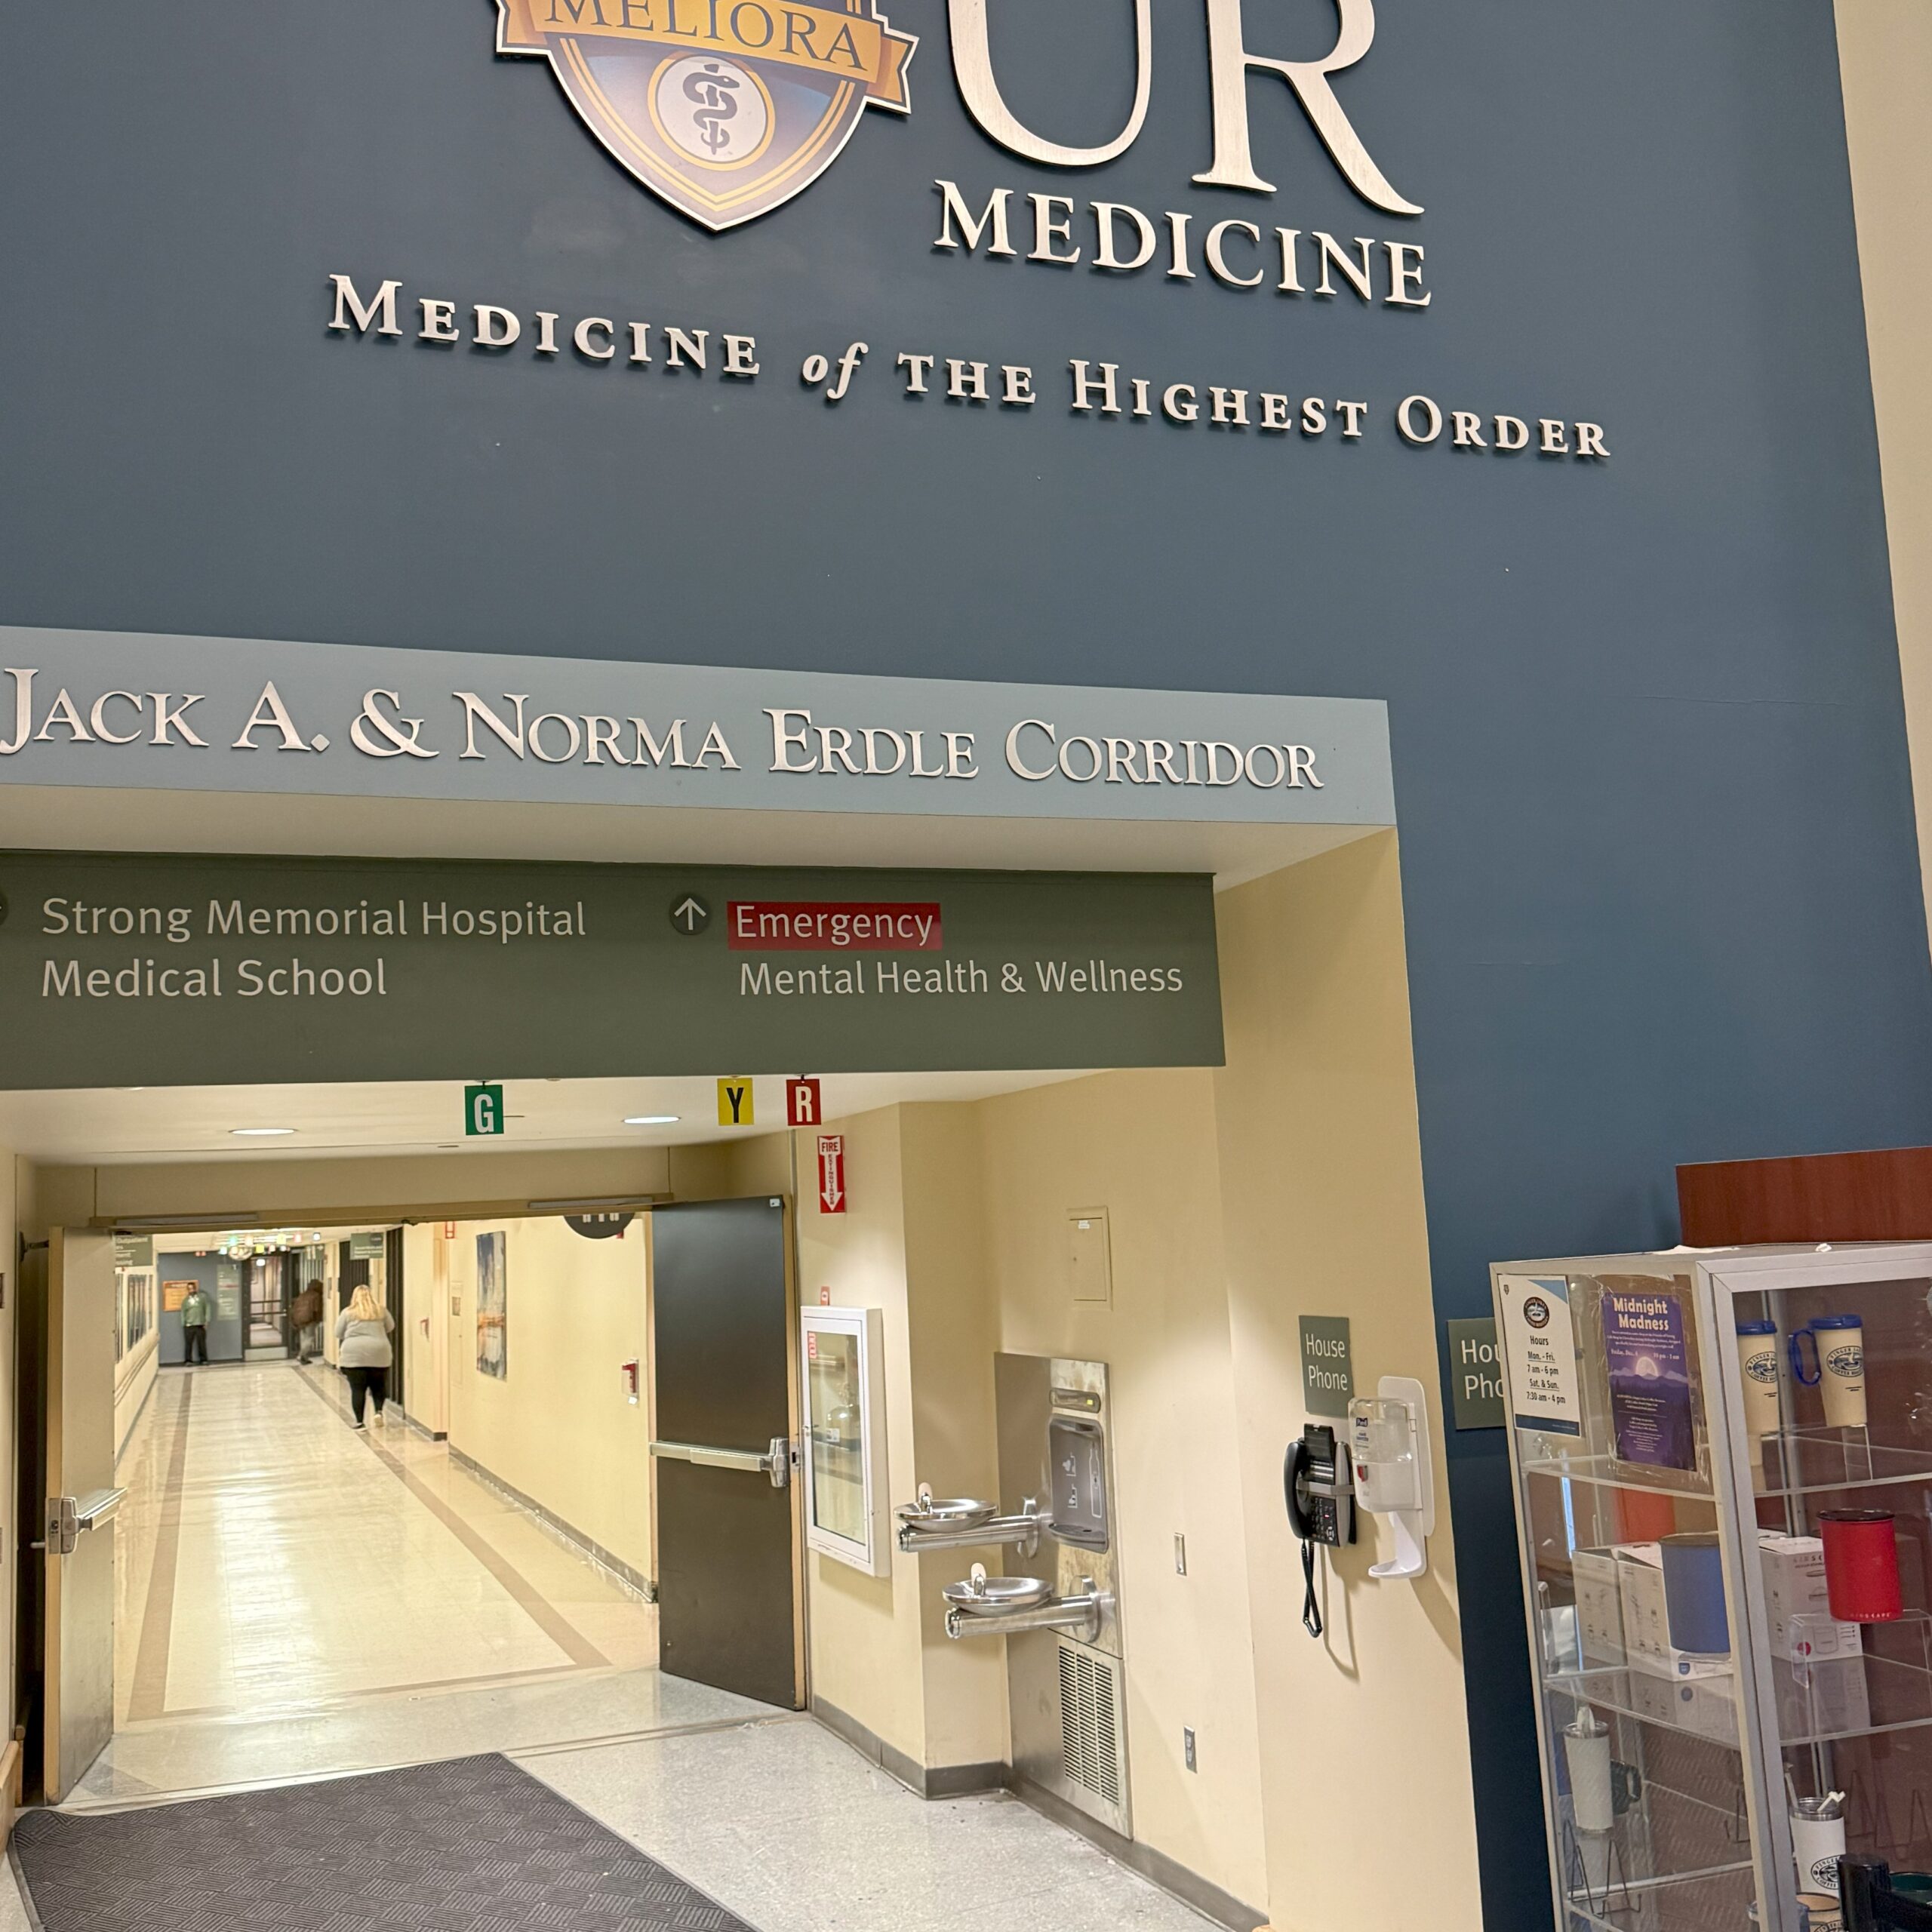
[1759,1533,1863,1662]
[1616,1544,1733,1679]
[1627,1665,1740,1747]
[1574,1549,1626,1666]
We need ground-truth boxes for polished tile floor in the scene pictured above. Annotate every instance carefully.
[43,1359,1215,1931]
[524,1721,1220,1931]
[88,1359,759,1804]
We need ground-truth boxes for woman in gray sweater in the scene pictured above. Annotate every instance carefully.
[335,1284,396,1430]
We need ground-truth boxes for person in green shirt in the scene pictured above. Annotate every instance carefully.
[180,1285,211,1366]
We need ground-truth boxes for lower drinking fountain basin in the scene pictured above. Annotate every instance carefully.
[942,1575,1054,1614]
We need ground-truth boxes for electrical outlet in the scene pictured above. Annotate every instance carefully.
[1174,1534,1187,1575]
[1183,1727,1197,1772]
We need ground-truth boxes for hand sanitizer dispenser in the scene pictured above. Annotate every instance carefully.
[1347,1376,1435,1581]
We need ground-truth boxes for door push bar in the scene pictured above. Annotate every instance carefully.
[38,1487,129,1555]
[649,1438,793,1490]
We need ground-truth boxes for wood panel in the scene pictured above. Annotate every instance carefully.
[1677,1146,1932,1246]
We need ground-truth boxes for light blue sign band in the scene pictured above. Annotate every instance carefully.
[0,626,1394,829]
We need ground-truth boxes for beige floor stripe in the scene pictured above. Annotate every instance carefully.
[125,1376,195,1724]
[290,1367,609,1671]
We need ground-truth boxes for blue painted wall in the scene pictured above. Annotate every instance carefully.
[5,2,1929,1921]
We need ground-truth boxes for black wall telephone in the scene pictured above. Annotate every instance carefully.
[1284,1424,1355,1638]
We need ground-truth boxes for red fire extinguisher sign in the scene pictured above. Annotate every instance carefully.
[817,1134,847,1215]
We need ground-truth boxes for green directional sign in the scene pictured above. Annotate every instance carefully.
[0,852,1223,1087]
[465,1083,506,1137]
[1447,1318,1507,1429]
[1299,1315,1355,1419]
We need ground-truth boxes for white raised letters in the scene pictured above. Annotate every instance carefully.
[1193,0,1421,214]
[949,0,1152,167]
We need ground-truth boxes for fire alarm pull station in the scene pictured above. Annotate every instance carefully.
[620,1358,640,1406]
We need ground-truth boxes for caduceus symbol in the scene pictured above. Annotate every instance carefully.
[684,61,740,156]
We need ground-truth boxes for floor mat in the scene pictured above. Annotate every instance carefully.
[11,1752,756,1930]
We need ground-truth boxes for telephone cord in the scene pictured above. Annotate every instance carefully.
[1301,1536,1322,1639]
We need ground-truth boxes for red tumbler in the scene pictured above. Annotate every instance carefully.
[1820,1509,1903,1623]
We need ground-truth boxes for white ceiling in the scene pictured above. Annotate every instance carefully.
[0,1069,1097,1165]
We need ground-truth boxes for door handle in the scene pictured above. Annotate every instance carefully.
[650,1439,792,1489]
[43,1487,128,1555]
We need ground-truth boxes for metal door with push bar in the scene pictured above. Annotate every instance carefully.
[649,1438,792,1486]
[20,1230,119,1801]
[43,1489,128,1555]
[650,1198,801,1709]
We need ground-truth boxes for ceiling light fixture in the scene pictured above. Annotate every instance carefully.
[623,1115,680,1125]
[230,1127,296,1137]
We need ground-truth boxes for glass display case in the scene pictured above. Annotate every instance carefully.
[1491,1244,1932,1932]
[801,1305,890,1577]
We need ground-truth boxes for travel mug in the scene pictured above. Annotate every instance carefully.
[1562,1709,1614,1834]
[1659,1532,1730,1654]
[1734,1320,1782,1436]
[1790,1792,1847,1895]
[1790,1316,1866,1429]
[1820,1509,1902,1622]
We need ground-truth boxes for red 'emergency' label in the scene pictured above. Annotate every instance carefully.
[727,902,941,951]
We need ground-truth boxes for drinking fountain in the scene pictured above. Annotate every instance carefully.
[941,1563,1110,1643]
[895,1482,1050,1556]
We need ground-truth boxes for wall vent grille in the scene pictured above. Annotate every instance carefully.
[1058,1641,1121,1806]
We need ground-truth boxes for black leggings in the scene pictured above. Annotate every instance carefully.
[343,1366,388,1425]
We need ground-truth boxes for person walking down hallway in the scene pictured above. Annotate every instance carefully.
[181,1284,211,1365]
[291,1278,325,1364]
[336,1284,395,1430]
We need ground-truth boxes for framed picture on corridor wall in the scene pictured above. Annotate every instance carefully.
[475,1230,507,1380]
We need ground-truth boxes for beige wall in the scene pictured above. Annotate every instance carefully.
[445,1214,652,1580]
[970,1072,1269,1907]
[793,1104,929,1761]
[1214,834,1480,1932]
[1837,3,1932,935]
[401,1223,449,1433]
[896,1106,1010,1772]
[783,833,1478,1931]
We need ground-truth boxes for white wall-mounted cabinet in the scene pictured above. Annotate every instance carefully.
[802,1306,890,1577]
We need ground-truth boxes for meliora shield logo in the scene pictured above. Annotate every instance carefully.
[496,0,915,231]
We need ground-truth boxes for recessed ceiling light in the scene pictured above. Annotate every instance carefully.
[624,1115,680,1126]
[230,1127,296,1137]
